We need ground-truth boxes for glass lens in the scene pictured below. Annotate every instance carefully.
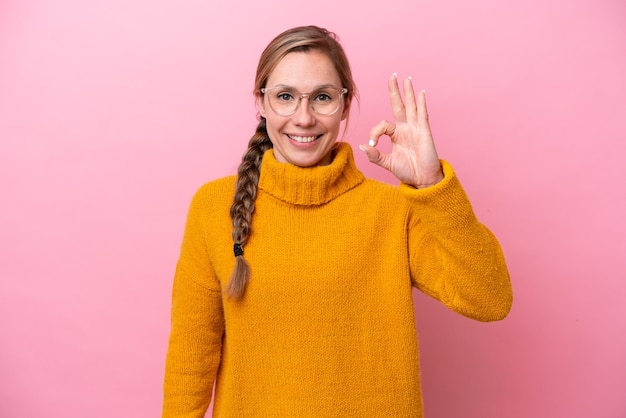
[309,88,340,115]
[267,89,299,115]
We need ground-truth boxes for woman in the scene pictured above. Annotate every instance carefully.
[163,25,512,417]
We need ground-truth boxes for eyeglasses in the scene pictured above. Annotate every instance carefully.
[260,86,348,116]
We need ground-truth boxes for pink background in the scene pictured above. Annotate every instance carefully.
[1,0,625,417]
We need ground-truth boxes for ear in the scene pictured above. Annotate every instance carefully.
[341,101,350,121]
[256,94,267,118]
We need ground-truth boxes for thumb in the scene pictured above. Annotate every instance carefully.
[358,144,388,169]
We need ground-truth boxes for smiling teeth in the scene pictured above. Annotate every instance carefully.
[289,135,317,143]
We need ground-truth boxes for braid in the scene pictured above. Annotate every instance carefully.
[226,118,273,299]
[225,26,356,298]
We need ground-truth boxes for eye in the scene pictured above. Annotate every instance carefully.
[275,92,295,102]
[313,92,333,102]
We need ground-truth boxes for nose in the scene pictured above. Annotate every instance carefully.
[292,96,315,126]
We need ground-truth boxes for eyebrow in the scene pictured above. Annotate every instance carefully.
[268,84,339,91]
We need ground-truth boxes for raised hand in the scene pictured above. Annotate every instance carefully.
[359,73,444,188]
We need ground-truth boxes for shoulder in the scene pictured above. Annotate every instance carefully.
[357,175,409,199]
[361,176,402,193]
[194,175,237,198]
[351,176,411,211]
[186,175,237,214]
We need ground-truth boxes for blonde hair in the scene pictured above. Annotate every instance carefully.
[226,26,357,299]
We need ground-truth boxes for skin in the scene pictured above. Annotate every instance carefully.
[259,50,444,188]
[257,50,348,167]
[360,74,445,189]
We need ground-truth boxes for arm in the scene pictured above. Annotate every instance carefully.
[360,73,512,321]
[402,162,513,321]
[162,190,225,417]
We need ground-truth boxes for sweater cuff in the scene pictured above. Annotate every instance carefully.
[399,160,477,227]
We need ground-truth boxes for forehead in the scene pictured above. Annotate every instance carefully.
[266,50,342,90]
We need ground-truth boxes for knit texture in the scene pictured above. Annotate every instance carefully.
[163,143,513,417]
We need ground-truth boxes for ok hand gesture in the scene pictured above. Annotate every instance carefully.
[359,74,444,188]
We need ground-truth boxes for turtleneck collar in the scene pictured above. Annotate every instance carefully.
[257,142,365,206]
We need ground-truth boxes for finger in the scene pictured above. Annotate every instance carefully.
[417,89,430,128]
[358,144,390,170]
[368,120,396,146]
[388,73,406,123]
[404,77,418,122]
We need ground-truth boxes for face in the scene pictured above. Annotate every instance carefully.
[257,50,348,167]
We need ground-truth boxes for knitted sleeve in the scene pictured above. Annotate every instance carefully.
[402,160,513,322]
[162,189,224,417]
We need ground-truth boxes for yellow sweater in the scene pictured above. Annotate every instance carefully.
[163,143,512,417]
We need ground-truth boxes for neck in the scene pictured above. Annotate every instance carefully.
[257,142,364,206]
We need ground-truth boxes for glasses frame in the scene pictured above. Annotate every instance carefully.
[259,86,348,116]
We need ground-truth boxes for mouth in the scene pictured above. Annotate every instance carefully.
[287,134,322,143]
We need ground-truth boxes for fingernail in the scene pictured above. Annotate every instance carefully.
[358,145,367,153]
[392,72,397,78]
[368,139,375,146]
[408,76,413,81]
